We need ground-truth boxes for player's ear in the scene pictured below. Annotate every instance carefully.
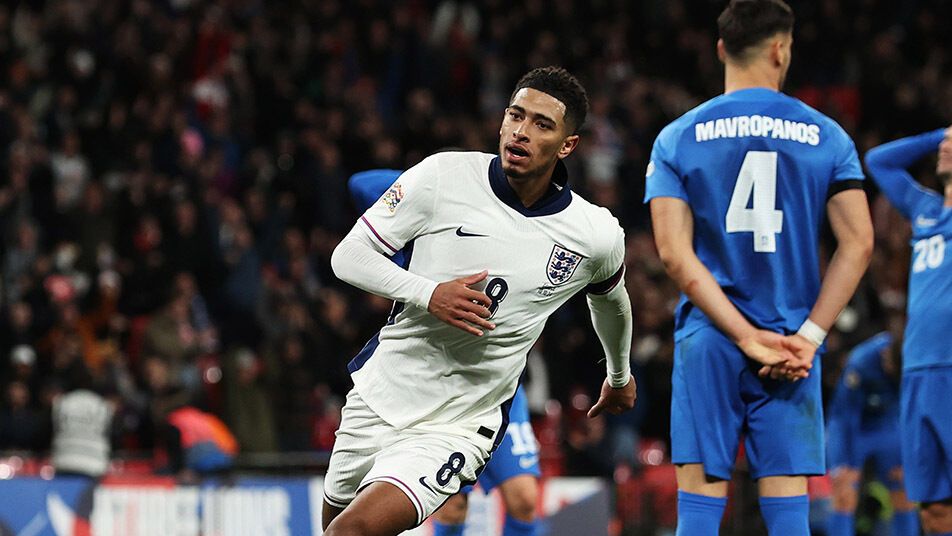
[558,134,580,159]
[770,35,790,68]
[716,39,727,63]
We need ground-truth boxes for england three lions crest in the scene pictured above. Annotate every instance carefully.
[546,244,585,286]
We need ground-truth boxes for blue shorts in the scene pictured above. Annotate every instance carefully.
[900,367,952,503]
[464,386,540,494]
[671,326,824,480]
[827,421,903,489]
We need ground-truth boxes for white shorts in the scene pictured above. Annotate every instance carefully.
[323,389,496,525]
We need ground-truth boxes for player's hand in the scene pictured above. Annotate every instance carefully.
[757,334,816,381]
[428,270,495,336]
[737,329,797,367]
[587,375,636,418]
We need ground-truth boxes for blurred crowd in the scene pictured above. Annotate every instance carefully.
[1,0,951,477]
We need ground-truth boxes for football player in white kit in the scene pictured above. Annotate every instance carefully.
[323,66,637,536]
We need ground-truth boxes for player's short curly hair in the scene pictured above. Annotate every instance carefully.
[511,66,588,135]
[718,0,794,60]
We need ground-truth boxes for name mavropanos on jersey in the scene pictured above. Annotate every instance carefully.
[645,87,864,340]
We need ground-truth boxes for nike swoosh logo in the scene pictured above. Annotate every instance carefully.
[456,226,488,237]
[518,456,538,469]
[916,216,938,227]
[419,476,436,493]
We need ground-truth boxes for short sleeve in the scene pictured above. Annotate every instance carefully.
[831,126,864,182]
[586,222,626,294]
[358,156,440,255]
[644,127,689,203]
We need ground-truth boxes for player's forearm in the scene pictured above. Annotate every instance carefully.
[808,190,874,332]
[865,129,945,217]
[587,281,633,388]
[866,129,945,172]
[331,228,437,309]
[662,253,758,343]
[804,243,871,331]
[652,197,759,343]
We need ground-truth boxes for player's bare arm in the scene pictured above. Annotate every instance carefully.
[770,189,874,380]
[650,196,806,376]
[427,270,495,336]
[804,188,873,332]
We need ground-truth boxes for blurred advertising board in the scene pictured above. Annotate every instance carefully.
[0,476,608,535]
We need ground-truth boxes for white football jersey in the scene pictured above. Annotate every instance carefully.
[349,151,624,433]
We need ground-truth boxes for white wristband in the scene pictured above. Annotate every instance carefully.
[797,319,827,347]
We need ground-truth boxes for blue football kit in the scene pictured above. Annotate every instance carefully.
[826,333,902,487]
[866,129,952,503]
[347,168,542,492]
[645,88,864,481]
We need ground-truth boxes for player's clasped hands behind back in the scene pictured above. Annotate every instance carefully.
[738,328,816,382]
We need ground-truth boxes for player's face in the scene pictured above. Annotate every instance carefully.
[938,127,952,183]
[499,88,579,180]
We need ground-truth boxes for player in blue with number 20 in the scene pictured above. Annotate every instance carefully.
[865,125,952,536]
[348,168,542,536]
[646,1,874,535]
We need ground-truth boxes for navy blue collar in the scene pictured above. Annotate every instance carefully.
[488,156,572,217]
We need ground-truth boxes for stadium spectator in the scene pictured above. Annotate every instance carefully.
[51,384,114,479]
[266,334,320,451]
[160,405,238,481]
[222,346,277,453]
[143,293,203,392]
[0,380,42,450]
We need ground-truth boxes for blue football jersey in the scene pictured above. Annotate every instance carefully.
[829,332,900,429]
[645,88,863,339]
[826,333,902,478]
[865,129,952,371]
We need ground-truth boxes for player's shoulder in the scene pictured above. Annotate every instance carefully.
[399,151,494,191]
[565,192,624,249]
[568,191,622,227]
[421,150,495,171]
